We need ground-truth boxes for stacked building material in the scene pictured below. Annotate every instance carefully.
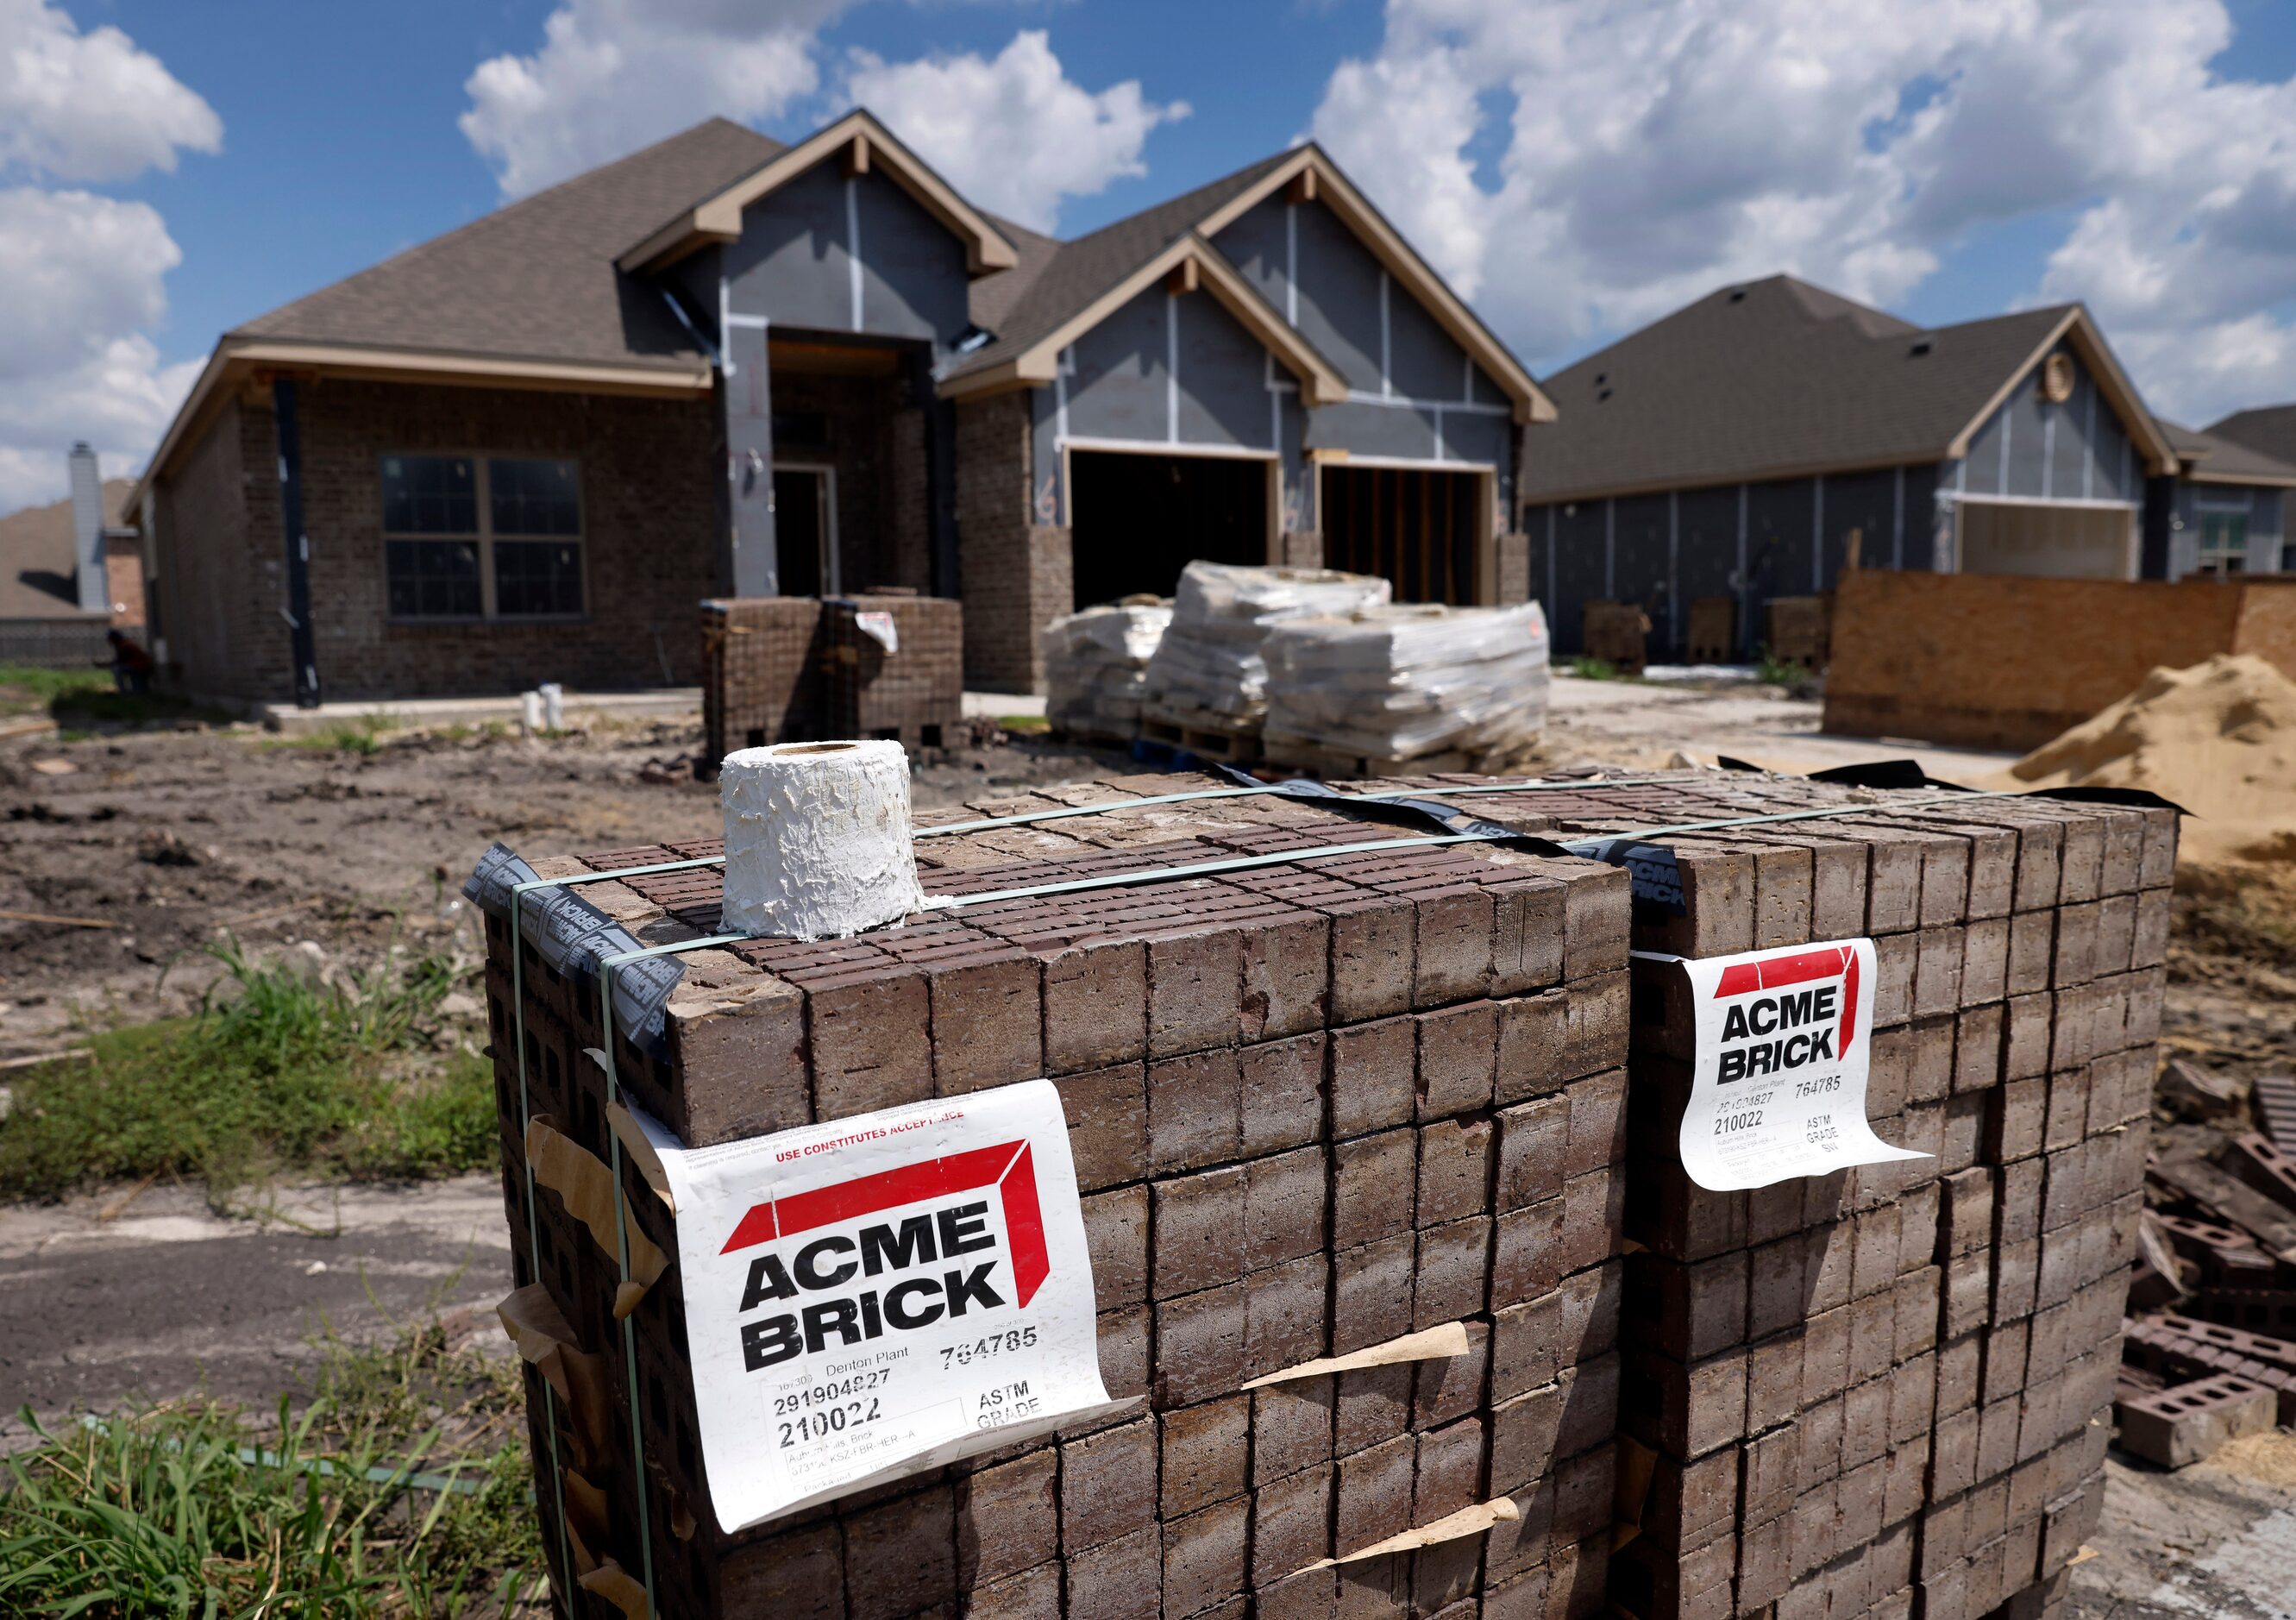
[476,772,1636,1619]
[1141,564,1390,754]
[699,596,822,766]
[1383,771,2174,1620]
[699,594,962,770]
[1260,604,1549,778]
[1043,599,1172,745]
[822,594,964,751]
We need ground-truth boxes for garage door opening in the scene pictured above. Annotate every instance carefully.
[1069,450,1270,609]
[1957,500,2135,580]
[1321,465,1485,604]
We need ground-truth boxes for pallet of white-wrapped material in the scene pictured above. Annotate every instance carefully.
[1142,562,1391,725]
[1043,597,1170,745]
[1260,602,1550,775]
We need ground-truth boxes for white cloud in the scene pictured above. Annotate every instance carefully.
[844,30,1188,231]
[461,0,852,199]
[463,6,1187,234]
[1309,0,2296,424]
[0,0,219,183]
[0,4,214,518]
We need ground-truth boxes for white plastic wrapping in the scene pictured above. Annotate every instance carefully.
[719,739,925,939]
[1262,601,1550,763]
[1042,598,1171,736]
[1143,562,1392,723]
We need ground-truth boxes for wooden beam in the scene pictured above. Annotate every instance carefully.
[847,133,870,178]
[1167,257,1200,296]
[1287,169,1317,205]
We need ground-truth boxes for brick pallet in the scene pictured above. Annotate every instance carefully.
[480,773,1635,1619]
[474,767,2172,1620]
[700,594,963,770]
[1420,772,2174,1620]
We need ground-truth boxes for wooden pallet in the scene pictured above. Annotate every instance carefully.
[1048,719,1139,752]
[1140,703,1260,763]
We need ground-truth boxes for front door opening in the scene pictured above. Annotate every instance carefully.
[1321,465,1484,604]
[774,465,837,596]
[1068,450,1270,609]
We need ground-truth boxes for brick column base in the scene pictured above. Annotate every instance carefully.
[1496,531,1530,604]
[1277,529,1323,569]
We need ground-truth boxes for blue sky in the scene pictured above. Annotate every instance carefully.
[10,0,2296,512]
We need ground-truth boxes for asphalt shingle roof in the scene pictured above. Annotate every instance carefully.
[2204,404,2296,476]
[1519,276,2080,501]
[0,479,130,620]
[237,118,781,370]
[227,121,1289,386]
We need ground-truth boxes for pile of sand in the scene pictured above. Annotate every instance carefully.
[2005,653,2296,865]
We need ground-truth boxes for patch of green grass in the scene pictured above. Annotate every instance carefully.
[1752,645,1809,688]
[1001,714,1051,734]
[262,713,399,755]
[0,662,227,731]
[0,1320,543,1617]
[0,662,111,707]
[1566,656,1622,681]
[0,941,495,1200]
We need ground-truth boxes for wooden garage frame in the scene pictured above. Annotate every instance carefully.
[1315,454,1498,606]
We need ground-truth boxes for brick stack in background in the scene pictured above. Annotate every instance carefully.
[478,773,1637,1620]
[1390,771,2173,1620]
[822,593,963,752]
[699,593,963,772]
[699,597,824,767]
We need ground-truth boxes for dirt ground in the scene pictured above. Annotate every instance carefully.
[3,681,2291,1603]
[0,717,1121,1053]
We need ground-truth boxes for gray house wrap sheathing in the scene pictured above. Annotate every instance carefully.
[132,110,1553,705]
[2157,415,2296,581]
[1519,276,2199,658]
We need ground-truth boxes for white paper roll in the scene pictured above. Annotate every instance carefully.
[719,740,925,940]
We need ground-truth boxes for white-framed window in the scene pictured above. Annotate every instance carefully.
[2194,501,2250,576]
[381,454,584,621]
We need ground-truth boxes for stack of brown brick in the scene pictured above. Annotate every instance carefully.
[1416,772,2172,1620]
[823,594,964,751]
[475,767,2171,1620]
[700,593,963,769]
[479,774,1635,1620]
[699,597,823,766]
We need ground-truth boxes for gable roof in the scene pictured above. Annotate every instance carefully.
[2205,403,2296,474]
[941,145,1553,424]
[1519,275,2178,503]
[2161,418,2296,487]
[141,116,1546,502]
[944,228,1350,405]
[618,109,1018,276]
[0,478,131,621]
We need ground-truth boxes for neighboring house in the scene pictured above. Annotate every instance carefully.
[2152,422,2295,578]
[132,110,1552,706]
[0,446,141,667]
[1518,276,2182,656]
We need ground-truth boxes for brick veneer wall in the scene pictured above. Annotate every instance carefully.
[954,393,1072,693]
[292,380,721,701]
[151,398,291,702]
[152,380,722,704]
[104,535,145,627]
